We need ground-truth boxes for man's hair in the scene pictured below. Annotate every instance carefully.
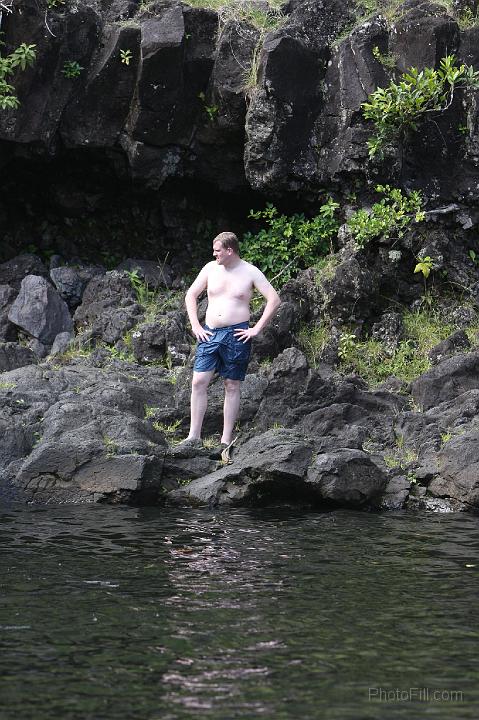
[214,231,240,254]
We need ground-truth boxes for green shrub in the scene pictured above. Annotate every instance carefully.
[240,199,340,285]
[347,184,424,248]
[0,43,36,109]
[62,60,83,79]
[362,55,479,158]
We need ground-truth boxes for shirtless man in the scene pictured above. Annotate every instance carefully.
[183,231,281,452]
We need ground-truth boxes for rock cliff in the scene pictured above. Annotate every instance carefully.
[1,0,479,511]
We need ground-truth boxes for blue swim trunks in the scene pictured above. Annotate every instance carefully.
[193,321,252,381]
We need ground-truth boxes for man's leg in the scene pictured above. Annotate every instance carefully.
[188,370,215,439]
[221,378,241,444]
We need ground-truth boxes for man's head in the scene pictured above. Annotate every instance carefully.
[212,232,240,265]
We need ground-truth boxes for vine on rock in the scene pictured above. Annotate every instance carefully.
[363,55,479,158]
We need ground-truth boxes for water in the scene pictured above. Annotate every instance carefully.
[0,505,478,720]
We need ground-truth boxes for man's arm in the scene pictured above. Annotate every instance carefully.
[234,267,281,343]
[185,264,213,342]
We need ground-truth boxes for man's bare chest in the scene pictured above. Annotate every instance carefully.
[207,270,253,301]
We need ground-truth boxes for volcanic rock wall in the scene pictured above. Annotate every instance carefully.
[1,0,479,262]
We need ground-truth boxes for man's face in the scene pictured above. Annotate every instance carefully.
[212,241,231,265]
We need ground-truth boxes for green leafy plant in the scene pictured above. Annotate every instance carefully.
[198,91,218,122]
[338,332,357,360]
[120,49,133,65]
[240,198,340,285]
[347,184,425,248]
[47,0,66,7]
[0,42,36,109]
[414,256,434,279]
[62,60,83,79]
[469,249,479,266]
[103,435,119,456]
[362,55,479,158]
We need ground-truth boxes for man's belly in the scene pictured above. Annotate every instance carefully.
[205,299,250,328]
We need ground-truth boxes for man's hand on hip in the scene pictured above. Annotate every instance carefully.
[234,326,258,343]
[193,325,213,342]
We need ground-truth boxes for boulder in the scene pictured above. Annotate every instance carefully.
[0,343,37,372]
[14,396,168,503]
[428,329,471,365]
[306,449,388,507]
[428,427,479,508]
[50,265,104,309]
[74,271,143,344]
[50,332,74,357]
[168,428,316,507]
[411,351,479,410]
[8,275,73,345]
[378,473,411,510]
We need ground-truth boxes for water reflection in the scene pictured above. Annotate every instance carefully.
[0,506,478,718]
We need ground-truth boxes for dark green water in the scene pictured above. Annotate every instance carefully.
[0,505,478,720]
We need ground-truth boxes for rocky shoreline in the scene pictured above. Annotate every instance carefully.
[0,249,478,513]
[2,0,479,511]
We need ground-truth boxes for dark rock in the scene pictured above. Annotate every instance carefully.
[390,1,460,73]
[131,322,167,363]
[8,275,73,345]
[371,312,404,350]
[168,428,316,507]
[428,329,471,365]
[428,427,479,508]
[0,0,102,147]
[28,339,49,360]
[60,22,141,148]
[50,332,74,357]
[306,449,388,507]
[253,347,333,429]
[378,473,411,510]
[0,255,48,291]
[50,265,105,309]
[245,0,352,193]
[0,343,37,372]
[162,443,219,487]
[320,250,379,324]
[192,18,256,190]
[314,14,391,187]
[411,351,479,411]
[0,285,17,341]
[12,381,170,503]
[251,301,299,363]
[74,271,144,344]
